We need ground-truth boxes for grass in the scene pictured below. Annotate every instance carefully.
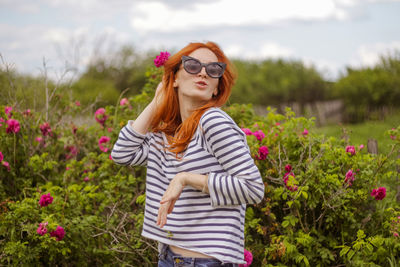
[313,112,400,155]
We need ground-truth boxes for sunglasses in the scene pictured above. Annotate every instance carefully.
[181,56,226,78]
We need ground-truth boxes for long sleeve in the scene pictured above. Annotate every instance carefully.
[201,108,265,207]
[111,120,150,166]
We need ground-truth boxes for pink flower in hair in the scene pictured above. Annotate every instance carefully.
[154,51,170,67]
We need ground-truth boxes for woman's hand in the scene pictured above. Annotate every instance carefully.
[157,172,186,228]
[152,82,164,108]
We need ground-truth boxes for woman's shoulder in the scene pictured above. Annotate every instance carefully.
[200,107,235,126]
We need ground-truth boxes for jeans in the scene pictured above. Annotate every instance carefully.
[157,245,238,267]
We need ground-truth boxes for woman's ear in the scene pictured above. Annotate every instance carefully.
[173,79,178,87]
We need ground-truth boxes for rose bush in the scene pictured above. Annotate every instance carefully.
[0,64,399,266]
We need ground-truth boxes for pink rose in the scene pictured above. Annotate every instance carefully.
[39,193,54,207]
[75,101,81,106]
[109,154,113,160]
[6,119,20,134]
[0,117,4,127]
[239,249,253,267]
[285,164,292,172]
[154,51,170,67]
[65,145,78,159]
[2,161,10,171]
[0,151,3,162]
[283,172,298,192]
[94,108,108,127]
[302,129,309,135]
[98,136,111,152]
[346,145,356,156]
[50,226,65,241]
[241,128,253,136]
[253,130,265,142]
[256,146,269,160]
[359,144,364,150]
[40,122,52,137]
[84,176,90,182]
[36,222,48,236]
[394,232,399,238]
[120,98,129,106]
[5,106,12,118]
[345,169,356,186]
[371,187,386,200]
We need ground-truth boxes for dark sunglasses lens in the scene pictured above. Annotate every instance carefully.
[206,63,224,78]
[184,60,201,74]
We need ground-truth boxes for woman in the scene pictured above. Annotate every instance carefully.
[111,41,264,266]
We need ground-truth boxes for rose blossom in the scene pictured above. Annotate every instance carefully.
[345,169,356,186]
[285,164,292,172]
[65,145,78,159]
[154,51,170,67]
[2,161,10,171]
[36,222,48,236]
[239,249,253,267]
[241,128,253,136]
[120,98,129,106]
[302,129,309,135]
[283,172,298,192]
[6,119,20,134]
[0,151,3,162]
[394,232,399,238]
[98,136,111,152]
[5,106,12,118]
[75,101,81,106]
[256,146,269,160]
[39,193,54,207]
[346,145,356,156]
[40,122,52,136]
[253,130,265,142]
[0,117,4,127]
[94,108,108,127]
[371,187,386,200]
[50,226,65,241]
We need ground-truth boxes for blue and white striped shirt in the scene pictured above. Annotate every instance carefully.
[111,108,264,264]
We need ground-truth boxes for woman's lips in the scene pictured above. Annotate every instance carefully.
[195,81,207,88]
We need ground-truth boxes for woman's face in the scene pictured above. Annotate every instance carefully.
[174,48,220,107]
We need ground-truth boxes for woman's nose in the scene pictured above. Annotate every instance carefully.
[198,66,207,77]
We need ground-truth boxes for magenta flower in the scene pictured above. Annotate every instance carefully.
[40,122,52,137]
[120,98,129,106]
[256,146,269,160]
[5,106,12,118]
[98,136,111,152]
[359,144,364,150]
[94,108,108,127]
[346,145,356,156]
[39,193,54,207]
[0,117,4,127]
[154,51,170,67]
[345,169,356,186]
[239,249,253,267]
[36,222,48,236]
[283,172,298,192]
[84,176,90,182]
[371,187,386,200]
[0,151,3,162]
[302,129,309,136]
[75,101,81,106]
[241,128,253,136]
[50,226,65,241]
[285,164,292,172]
[394,232,399,238]
[65,145,78,159]
[5,119,20,134]
[2,161,10,171]
[253,130,265,142]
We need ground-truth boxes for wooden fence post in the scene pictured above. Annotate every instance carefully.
[367,139,378,154]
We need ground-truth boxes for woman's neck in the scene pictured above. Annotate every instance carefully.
[179,97,205,122]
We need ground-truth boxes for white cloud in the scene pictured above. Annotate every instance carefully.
[351,41,400,67]
[130,0,355,33]
[225,42,294,60]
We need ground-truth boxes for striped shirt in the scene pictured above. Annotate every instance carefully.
[111,107,264,264]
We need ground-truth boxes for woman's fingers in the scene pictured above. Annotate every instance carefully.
[157,201,169,228]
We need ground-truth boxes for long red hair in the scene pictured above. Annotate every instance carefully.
[150,41,236,157]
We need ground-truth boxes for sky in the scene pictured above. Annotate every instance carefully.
[0,0,400,81]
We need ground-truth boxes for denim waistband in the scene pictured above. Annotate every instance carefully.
[159,245,237,266]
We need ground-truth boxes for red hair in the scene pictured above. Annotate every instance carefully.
[150,41,236,157]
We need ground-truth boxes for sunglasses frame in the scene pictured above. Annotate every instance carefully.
[181,55,226,78]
